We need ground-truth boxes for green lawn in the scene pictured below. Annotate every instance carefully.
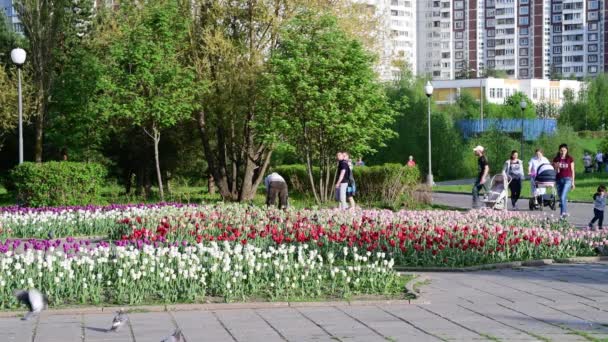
[435,172,607,202]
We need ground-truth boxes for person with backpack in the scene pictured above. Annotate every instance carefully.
[345,153,357,210]
[503,150,525,210]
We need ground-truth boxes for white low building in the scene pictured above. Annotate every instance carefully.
[430,78,583,108]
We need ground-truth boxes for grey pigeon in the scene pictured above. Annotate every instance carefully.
[161,328,183,342]
[109,309,128,332]
[14,288,48,320]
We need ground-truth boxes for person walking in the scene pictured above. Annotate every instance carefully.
[472,145,489,209]
[345,153,357,210]
[264,172,289,209]
[553,144,575,218]
[588,185,606,230]
[406,156,416,167]
[355,158,365,167]
[595,151,604,173]
[583,152,593,173]
[335,152,350,210]
[528,148,550,199]
[503,150,524,210]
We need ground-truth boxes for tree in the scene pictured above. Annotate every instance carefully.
[586,74,608,130]
[97,1,197,200]
[268,12,396,203]
[503,92,536,118]
[14,0,69,162]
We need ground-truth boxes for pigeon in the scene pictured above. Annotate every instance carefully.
[47,230,55,240]
[108,309,128,332]
[161,328,183,342]
[14,288,48,321]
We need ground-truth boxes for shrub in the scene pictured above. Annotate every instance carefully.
[9,162,107,207]
[272,164,421,208]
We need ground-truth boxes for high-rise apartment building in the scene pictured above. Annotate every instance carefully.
[417,0,604,80]
[0,0,23,34]
[550,0,605,78]
[356,0,417,80]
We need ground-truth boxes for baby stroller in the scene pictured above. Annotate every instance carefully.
[482,173,510,211]
[529,163,557,211]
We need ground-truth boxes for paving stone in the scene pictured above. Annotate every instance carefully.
[172,310,235,342]
[214,308,284,342]
[0,317,35,341]
[380,305,484,341]
[255,308,333,342]
[297,306,386,342]
[339,305,440,342]
[128,312,176,341]
[35,314,83,342]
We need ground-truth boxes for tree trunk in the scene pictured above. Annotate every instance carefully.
[208,174,216,194]
[196,109,232,199]
[34,99,44,162]
[151,125,164,201]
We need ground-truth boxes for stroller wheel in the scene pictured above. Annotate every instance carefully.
[528,198,535,211]
[549,197,556,211]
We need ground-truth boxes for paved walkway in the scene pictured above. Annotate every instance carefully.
[433,192,594,228]
[0,263,607,341]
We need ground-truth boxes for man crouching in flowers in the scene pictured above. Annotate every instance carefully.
[264,172,289,210]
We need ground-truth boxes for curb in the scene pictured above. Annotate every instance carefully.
[0,299,416,318]
[432,190,593,204]
[393,256,603,273]
[403,274,430,297]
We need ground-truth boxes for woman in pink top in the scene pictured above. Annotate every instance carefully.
[552,143,575,218]
[406,155,416,167]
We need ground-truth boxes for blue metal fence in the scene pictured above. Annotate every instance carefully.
[456,119,557,140]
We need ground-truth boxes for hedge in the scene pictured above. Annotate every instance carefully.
[9,162,107,207]
[271,163,421,208]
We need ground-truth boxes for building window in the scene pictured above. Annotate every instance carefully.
[520,69,529,77]
[589,66,598,73]
[552,15,561,23]
[588,55,598,63]
[589,23,598,31]
[519,17,529,25]
[519,6,529,15]
[553,36,562,43]
[455,32,464,39]
[454,11,464,20]
[454,1,464,9]
[553,25,562,33]
[589,1,599,10]
[486,19,495,27]
[553,46,561,54]
[588,11,599,21]
[588,33,598,41]
[519,58,528,66]
[519,48,528,56]
[497,88,503,98]
[487,30,495,37]
[490,88,496,98]
[455,21,464,29]
[455,51,464,59]
[589,44,598,52]
[455,41,464,49]
[519,28,528,35]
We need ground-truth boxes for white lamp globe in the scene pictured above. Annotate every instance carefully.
[424,81,434,97]
[10,48,26,66]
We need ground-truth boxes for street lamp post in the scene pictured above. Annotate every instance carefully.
[11,48,26,164]
[424,81,434,186]
[520,100,527,161]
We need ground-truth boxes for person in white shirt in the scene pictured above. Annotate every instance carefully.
[528,148,550,197]
[264,172,288,209]
[583,152,593,173]
[595,151,604,173]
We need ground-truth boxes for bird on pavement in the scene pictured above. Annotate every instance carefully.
[108,309,128,332]
[13,288,48,321]
[161,328,183,342]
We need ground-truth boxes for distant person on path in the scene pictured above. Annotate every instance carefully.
[472,145,489,209]
[335,152,350,210]
[264,172,288,209]
[553,144,575,218]
[406,156,416,167]
[528,148,550,197]
[355,158,365,167]
[583,152,593,173]
[588,185,606,230]
[503,150,524,210]
[345,153,357,210]
[595,151,604,173]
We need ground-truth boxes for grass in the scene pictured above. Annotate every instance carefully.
[435,172,607,203]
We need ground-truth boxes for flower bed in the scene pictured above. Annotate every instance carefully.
[0,239,401,309]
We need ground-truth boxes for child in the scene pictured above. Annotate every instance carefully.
[589,185,606,230]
